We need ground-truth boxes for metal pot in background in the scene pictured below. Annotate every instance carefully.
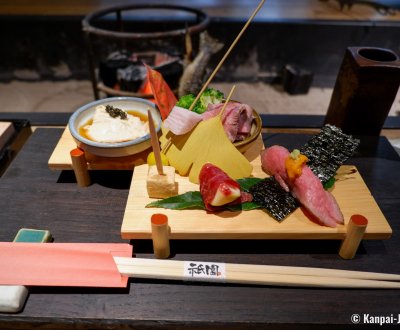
[324,47,400,136]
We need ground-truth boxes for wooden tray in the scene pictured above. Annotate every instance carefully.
[121,152,392,241]
[48,128,392,240]
[48,127,149,170]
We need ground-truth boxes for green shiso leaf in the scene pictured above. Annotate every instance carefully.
[237,177,263,192]
[146,191,205,210]
[226,201,261,212]
[323,176,336,190]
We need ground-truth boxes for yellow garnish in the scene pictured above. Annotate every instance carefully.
[147,152,169,166]
[285,149,308,181]
[159,116,253,184]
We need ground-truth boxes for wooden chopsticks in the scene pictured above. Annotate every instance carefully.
[114,257,400,289]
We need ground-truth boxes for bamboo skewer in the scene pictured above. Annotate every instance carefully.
[188,0,266,111]
[147,110,163,175]
[218,85,236,117]
[114,257,400,289]
[162,0,264,153]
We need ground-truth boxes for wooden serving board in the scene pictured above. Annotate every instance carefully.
[48,127,149,170]
[121,150,392,240]
[49,128,392,240]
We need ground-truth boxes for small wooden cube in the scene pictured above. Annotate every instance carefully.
[147,165,178,199]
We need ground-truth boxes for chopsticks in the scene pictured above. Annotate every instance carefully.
[114,257,400,289]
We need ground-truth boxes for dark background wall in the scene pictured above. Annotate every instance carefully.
[0,15,399,88]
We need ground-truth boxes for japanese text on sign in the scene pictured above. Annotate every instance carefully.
[183,261,226,281]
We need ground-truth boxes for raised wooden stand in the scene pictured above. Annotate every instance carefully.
[49,128,392,259]
[48,127,148,171]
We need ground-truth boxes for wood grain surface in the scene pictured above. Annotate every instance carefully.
[1,128,400,329]
[122,163,391,240]
[51,127,392,240]
[48,127,149,170]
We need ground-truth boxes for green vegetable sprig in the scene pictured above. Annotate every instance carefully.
[176,88,224,114]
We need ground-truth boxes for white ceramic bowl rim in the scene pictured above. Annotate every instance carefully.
[68,97,161,149]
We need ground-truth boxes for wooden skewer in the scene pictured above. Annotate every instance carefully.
[188,0,266,111]
[114,257,400,289]
[147,110,163,175]
[218,85,236,118]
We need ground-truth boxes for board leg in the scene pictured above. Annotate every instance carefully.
[339,214,368,259]
[151,214,170,259]
[70,148,91,187]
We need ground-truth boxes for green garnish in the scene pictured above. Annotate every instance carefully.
[323,176,336,190]
[105,105,127,120]
[146,191,205,210]
[289,149,301,160]
[237,177,263,191]
[176,94,198,111]
[176,88,224,114]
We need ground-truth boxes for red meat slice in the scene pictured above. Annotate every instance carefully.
[202,102,253,142]
[199,163,241,211]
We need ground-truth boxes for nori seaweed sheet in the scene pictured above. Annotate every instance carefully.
[300,124,359,183]
[249,177,298,221]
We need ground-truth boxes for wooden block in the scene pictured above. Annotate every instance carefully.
[147,165,178,199]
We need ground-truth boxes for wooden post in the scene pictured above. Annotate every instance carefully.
[70,148,91,187]
[339,214,368,259]
[324,47,400,136]
[151,214,170,259]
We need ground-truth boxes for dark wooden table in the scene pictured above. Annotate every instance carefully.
[1,128,400,329]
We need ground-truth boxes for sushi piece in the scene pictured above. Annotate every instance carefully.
[260,145,344,227]
[199,163,241,211]
[300,124,359,183]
